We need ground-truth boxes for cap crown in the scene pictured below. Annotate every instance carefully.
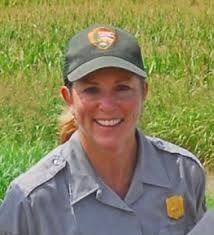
[64,24,146,82]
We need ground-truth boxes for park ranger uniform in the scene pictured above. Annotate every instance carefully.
[0,129,206,235]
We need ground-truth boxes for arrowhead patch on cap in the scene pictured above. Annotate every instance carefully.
[166,195,185,220]
[88,27,117,50]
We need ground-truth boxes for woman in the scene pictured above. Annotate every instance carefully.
[0,24,206,235]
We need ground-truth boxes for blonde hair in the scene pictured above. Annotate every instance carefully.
[58,106,77,144]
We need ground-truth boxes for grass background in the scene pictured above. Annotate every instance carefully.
[0,0,213,207]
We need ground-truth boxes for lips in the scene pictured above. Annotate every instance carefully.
[95,118,123,127]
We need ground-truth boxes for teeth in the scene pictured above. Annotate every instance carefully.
[96,119,121,126]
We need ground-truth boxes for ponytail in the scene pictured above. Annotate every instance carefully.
[58,107,77,144]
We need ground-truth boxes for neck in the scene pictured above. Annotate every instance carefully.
[80,134,138,198]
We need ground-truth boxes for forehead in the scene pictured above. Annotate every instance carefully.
[75,68,138,85]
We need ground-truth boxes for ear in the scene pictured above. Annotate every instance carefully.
[142,81,148,100]
[61,86,73,106]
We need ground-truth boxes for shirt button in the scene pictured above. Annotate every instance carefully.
[96,189,102,198]
[53,158,63,166]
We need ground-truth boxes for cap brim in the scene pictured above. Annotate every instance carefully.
[67,56,147,82]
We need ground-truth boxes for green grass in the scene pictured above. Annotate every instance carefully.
[0,0,213,204]
[206,194,214,208]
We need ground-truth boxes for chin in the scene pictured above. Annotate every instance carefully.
[94,137,121,150]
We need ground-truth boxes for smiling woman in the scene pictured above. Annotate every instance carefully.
[61,68,146,199]
[61,69,146,152]
[59,69,146,144]
[0,24,206,235]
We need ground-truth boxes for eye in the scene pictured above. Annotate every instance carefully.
[82,86,99,94]
[115,84,131,91]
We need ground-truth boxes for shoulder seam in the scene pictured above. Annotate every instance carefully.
[12,145,67,197]
[146,135,203,169]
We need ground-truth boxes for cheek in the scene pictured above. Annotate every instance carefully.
[72,98,94,120]
[123,97,142,119]
[133,101,142,119]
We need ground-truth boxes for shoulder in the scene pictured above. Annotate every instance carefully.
[141,133,206,196]
[143,134,203,169]
[9,143,69,198]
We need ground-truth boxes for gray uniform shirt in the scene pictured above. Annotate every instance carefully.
[0,130,206,235]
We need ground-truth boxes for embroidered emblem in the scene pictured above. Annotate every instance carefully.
[88,27,117,50]
[166,195,184,220]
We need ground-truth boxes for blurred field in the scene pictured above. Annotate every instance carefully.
[0,0,213,203]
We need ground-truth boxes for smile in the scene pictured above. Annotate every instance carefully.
[95,119,123,127]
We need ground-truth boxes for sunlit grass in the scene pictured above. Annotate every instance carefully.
[206,194,214,208]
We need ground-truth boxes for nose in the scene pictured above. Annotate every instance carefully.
[98,95,117,113]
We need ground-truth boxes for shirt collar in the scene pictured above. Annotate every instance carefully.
[62,131,99,205]
[62,129,172,206]
[135,129,172,188]
[123,130,172,205]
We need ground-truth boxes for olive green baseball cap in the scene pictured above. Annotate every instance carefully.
[63,24,147,83]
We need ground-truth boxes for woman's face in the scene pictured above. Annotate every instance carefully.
[62,68,147,150]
